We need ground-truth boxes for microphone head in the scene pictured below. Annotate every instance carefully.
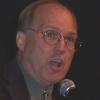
[58,79,76,97]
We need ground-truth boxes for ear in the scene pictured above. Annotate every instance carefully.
[16,31,26,51]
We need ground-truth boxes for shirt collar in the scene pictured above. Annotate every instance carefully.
[16,58,54,100]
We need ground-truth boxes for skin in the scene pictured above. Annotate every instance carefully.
[16,3,77,87]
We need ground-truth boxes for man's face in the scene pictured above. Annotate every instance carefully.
[17,3,77,87]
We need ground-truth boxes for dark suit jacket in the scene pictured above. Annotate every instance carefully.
[0,59,31,100]
[0,59,55,100]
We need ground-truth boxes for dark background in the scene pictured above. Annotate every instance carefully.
[0,0,100,100]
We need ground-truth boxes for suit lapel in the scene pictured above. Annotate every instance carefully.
[6,76,31,100]
[4,59,31,100]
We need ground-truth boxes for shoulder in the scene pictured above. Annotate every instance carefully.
[0,65,11,100]
[0,59,19,100]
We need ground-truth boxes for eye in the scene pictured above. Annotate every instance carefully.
[65,36,76,43]
[44,30,59,39]
[47,32,54,37]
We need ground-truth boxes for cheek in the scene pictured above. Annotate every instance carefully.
[25,36,53,67]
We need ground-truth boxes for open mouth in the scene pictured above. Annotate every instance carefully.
[50,59,62,67]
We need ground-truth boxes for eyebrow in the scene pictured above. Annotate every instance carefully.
[42,25,60,31]
[42,25,77,36]
[65,32,77,36]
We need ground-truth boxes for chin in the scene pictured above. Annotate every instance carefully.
[47,76,64,85]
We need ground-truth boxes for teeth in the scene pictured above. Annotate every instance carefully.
[52,60,61,63]
[51,59,62,67]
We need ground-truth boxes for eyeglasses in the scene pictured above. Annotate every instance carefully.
[27,28,82,51]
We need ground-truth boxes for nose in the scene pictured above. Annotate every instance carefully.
[54,37,66,54]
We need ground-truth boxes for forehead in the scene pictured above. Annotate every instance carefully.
[32,3,77,34]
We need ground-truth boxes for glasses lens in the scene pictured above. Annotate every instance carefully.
[66,36,81,51]
[75,38,82,50]
[43,30,82,51]
[43,30,60,45]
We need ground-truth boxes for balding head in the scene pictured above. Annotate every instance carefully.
[17,0,77,34]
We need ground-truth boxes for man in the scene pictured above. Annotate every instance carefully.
[0,0,81,100]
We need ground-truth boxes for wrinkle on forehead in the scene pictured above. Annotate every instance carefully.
[31,3,77,33]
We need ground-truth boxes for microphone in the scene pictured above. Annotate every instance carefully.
[58,79,76,97]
